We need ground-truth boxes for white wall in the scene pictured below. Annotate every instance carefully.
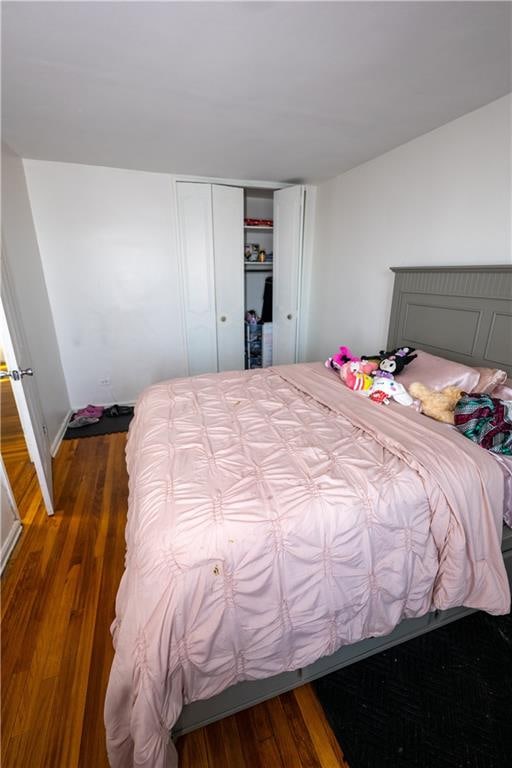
[305,95,512,362]
[24,161,188,408]
[2,145,70,446]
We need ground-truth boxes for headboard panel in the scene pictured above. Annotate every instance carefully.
[387,266,512,376]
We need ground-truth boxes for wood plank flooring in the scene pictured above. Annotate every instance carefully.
[1,433,349,768]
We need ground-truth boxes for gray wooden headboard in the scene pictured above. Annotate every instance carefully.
[386,266,512,377]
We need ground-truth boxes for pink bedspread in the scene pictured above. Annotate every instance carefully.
[105,363,510,768]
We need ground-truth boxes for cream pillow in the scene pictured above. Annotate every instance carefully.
[473,367,508,394]
[492,379,512,401]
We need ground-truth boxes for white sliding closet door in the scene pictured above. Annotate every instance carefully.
[273,185,305,365]
[176,182,218,375]
[212,185,244,371]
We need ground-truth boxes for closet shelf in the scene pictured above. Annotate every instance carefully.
[245,263,273,272]
[244,225,273,231]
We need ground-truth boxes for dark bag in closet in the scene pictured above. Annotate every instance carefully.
[261,276,273,323]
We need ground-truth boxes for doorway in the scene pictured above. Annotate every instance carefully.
[0,262,54,516]
[1,347,40,519]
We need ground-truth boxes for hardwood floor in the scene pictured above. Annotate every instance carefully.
[1,433,349,768]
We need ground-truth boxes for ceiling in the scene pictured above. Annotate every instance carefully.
[2,1,511,183]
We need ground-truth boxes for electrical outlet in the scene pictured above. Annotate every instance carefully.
[99,377,111,386]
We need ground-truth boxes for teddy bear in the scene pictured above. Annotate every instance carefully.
[408,382,464,424]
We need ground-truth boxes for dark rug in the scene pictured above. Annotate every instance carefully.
[313,611,512,768]
[63,412,134,439]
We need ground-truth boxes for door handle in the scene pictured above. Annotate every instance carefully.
[220,316,227,323]
[287,314,293,320]
[0,368,33,381]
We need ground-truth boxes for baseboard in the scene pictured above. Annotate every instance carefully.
[50,408,73,457]
[0,520,22,575]
[69,400,137,411]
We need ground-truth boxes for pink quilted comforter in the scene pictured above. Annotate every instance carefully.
[105,363,510,768]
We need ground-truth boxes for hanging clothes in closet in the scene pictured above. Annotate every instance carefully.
[261,276,273,323]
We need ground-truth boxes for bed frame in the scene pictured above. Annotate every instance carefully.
[173,265,512,738]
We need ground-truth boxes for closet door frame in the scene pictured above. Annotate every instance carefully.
[171,175,316,375]
[295,185,316,363]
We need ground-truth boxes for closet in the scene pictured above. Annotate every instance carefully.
[176,181,306,376]
[244,189,274,369]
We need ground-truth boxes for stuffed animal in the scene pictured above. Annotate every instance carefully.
[361,349,386,365]
[369,376,414,406]
[325,345,358,371]
[340,360,378,391]
[408,382,464,424]
[360,346,416,377]
[376,347,417,379]
[370,376,413,406]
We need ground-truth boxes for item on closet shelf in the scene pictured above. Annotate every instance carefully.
[262,322,273,367]
[245,310,259,325]
[244,218,273,228]
[408,382,464,424]
[245,244,260,262]
[325,345,359,371]
[454,394,512,455]
[258,249,266,263]
[368,376,414,407]
[245,322,263,368]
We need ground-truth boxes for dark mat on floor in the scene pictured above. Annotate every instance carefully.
[313,611,512,768]
[63,412,134,439]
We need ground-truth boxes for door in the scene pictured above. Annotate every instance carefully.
[176,182,218,376]
[0,455,22,573]
[177,182,245,375]
[0,256,54,515]
[273,185,305,365]
[212,185,244,372]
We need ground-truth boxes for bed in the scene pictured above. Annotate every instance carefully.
[105,265,512,768]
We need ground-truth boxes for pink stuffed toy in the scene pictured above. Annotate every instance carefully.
[325,346,358,371]
[340,360,378,391]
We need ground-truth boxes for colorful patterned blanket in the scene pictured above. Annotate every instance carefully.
[454,394,512,455]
